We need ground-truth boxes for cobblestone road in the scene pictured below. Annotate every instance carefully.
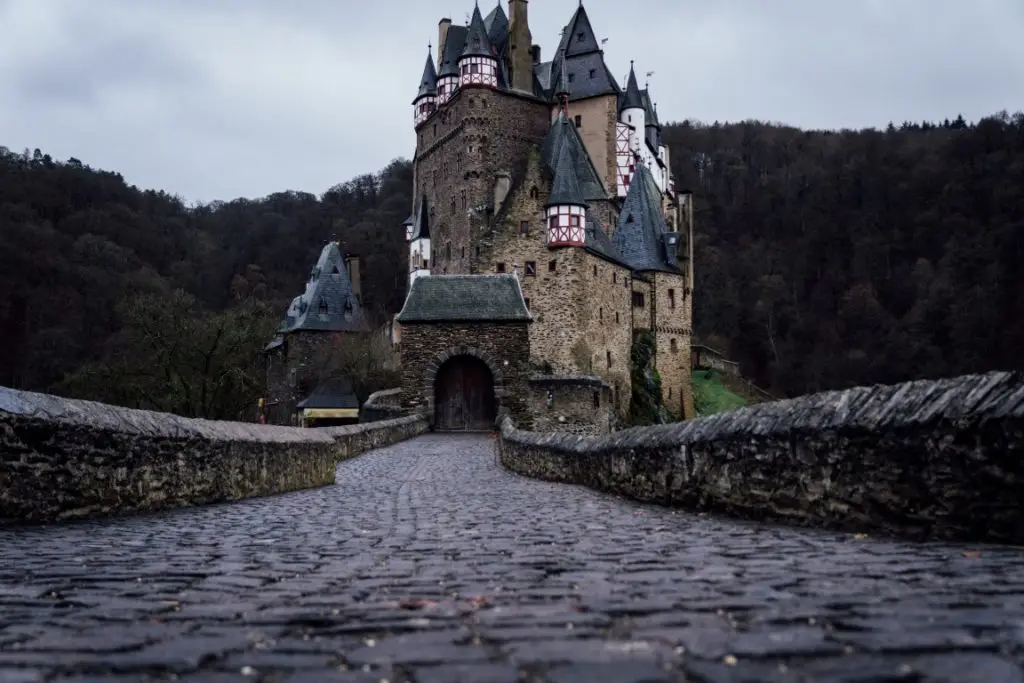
[2,434,1024,682]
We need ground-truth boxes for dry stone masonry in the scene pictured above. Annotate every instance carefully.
[0,387,427,524]
[500,370,1024,544]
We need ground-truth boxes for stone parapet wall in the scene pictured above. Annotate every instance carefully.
[499,371,1024,544]
[0,387,428,525]
[360,387,408,422]
[527,375,615,436]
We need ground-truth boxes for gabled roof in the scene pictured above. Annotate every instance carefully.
[411,195,430,240]
[546,134,587,208]
[413,51,438,103]
[620,62,644,112]
[483,3,508,48]
[461,5,494,59]
[296,379,359,410]
[438,25,467,78]
[642,88,660,128]
[540,112,607,201]
[612,165,680,274]
[397,274,532,323]
[558,5,602,58]
[279,242,369,333]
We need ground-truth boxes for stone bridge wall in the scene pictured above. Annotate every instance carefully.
[360,387,408,422]
[0,387,428,525]
[499,371,1024,544]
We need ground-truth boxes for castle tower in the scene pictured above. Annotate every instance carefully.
[545,124,587,247]
[412,49,438,127]
[459,4,499,89]
[508,0,533,92]
[619,62,645,156]
[436,19,461,104]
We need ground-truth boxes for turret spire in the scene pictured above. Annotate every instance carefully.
[621,60,643,112]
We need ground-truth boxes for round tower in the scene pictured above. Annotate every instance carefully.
[413,48,438,127]
[458,5,498,89]
[545,123,587,248]
[619,61,645,155]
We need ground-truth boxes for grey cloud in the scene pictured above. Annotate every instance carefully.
[1,0,1022,203]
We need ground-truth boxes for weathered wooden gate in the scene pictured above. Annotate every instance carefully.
[434,355,496,431]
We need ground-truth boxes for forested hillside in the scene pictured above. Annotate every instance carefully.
[1,109,1021,413]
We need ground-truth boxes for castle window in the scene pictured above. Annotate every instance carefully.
[568,72,575,83]
[606,350,612,368]
[593,391,600,408]
[317,298,328,315]
[668,289,676,308]
[632,292,645,308]
[577,32,585,42]
[475,246,480,258]
[589,69,596,78]
[446,242,451,259]
[615,312,620,323]
[520,221,529,234]
[496,262,506,273]
[668,387,673,399]
[461,246,466,259]
[548,260,556,272]
[530,186,539,199]
[525,261,536,276]
[612,272,617,283]
[670,338,678,352]
[599,307,603,321]
[423,259,429,268]
[593,265,597,276]
[574,115,582,128]
[524,297,530,309]
[626,213,634,223]
[451,196,456,213]
[471,63,480,74]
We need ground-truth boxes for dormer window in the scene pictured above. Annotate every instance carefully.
[577,32,585,42]
[568,73,574,83]
[317,298,329,315]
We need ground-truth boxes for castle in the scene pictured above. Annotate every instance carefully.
[398,0,695,426]
[264,0,695,433]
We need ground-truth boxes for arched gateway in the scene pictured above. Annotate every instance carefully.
[433,355,496,431]
[396,274,532,430]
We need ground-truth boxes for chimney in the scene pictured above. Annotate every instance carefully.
[531,45,541,64]
[493,172,512,215]
[345,255,362,304]
[438,18,451,65]
[508,0,533,92]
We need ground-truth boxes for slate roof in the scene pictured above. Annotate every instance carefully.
[584,214,631,269]
[483,4,508,49]
[546,134,588,208]
[397,274,532,323]
[438,25,467,78]
[461,5,494,59]
[411,195,430,240]
[621,63,644,111]
[414,51,438,103]
[612,165,681,274]
[279,242,370,333]
[558,5,602,58]
[296,378,359,410]
[540,112,607,201]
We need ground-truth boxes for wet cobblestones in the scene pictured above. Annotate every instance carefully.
[1,434,1024,682]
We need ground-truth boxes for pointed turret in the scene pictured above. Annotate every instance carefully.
[458,4,499,89]
[619,61,646,161]
[621,62,644,112]
[413,49,438,127]
[545,117,588,248]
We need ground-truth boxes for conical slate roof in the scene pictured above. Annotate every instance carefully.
[413,50,437,103]
[279,242,369,333]
[540,112,606,201]
[438,25,467,78]
[545,135,587,208]
[410,195,430,240]
[612,165,679,274]
[461,5,494,59]
[620,62,644,112]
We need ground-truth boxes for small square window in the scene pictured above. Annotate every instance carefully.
[548,260,557,272]
[574,115,582,128]
[589,69,596,78]
[520,221,529,234]
[524,297,530,309]
[568,73,575,83]
[525,261,536,276]
[496,262,506,273]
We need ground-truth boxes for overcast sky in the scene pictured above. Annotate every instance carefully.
[1,0,1021,204]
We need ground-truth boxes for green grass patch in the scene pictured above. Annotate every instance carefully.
[692,370,748,416]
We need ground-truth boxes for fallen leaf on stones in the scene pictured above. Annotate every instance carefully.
[467,595,490,607]
[723,655,738,666]
[963,550,982,558]
[398,599,437,610]
[852,533,869,540]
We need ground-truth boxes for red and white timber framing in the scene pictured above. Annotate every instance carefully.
[414,98,437,126]
[546,204,586,247]
[436,76,458,104]
[615,122,634,198]
[459,57,498,88]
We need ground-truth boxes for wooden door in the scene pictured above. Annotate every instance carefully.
[434,356,496,431]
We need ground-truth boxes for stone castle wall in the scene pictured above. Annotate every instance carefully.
[499,371,1024,544]
[527,376,615,436]
[651,271,693,419]
[399,322,531,427]
[0,387,427,525]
